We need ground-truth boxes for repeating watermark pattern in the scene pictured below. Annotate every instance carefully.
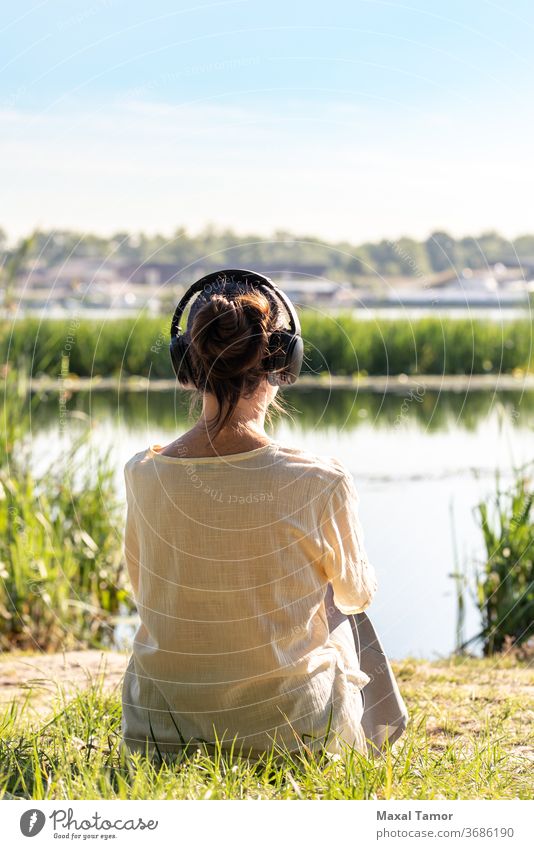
[58,315,80,434]
[165,442,274,502]
[386,239,430,287]
[2,2,115,107]
[2,84,27,109]
[386,238,441,305]
[56,0,115,33]
[124,57,261,102]
[394,383,426,427]
[150,325,169,355]
[202,484,274,503]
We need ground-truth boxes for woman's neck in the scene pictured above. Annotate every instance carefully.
[159,393,272,458]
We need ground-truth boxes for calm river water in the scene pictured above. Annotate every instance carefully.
[33,388,534,660]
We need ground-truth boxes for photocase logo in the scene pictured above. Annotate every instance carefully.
[18,806,159,838]
[20,809,46,837]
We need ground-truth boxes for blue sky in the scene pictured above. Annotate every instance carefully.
[1,0,534,242]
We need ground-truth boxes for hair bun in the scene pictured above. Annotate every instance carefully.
[189,291,271,380]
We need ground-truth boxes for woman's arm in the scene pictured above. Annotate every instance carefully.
[320,470,378,614]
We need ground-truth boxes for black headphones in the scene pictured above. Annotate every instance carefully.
[169,269,304,387]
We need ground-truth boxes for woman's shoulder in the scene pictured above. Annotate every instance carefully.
[123,447,155,480]
[272,443,351,486]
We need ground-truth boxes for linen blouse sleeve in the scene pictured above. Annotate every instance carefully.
[320,470,378,614]
[124,465,140,598]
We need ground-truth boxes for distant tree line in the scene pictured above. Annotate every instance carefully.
[1,226,534,284]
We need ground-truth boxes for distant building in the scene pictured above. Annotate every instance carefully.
[120,263,184,286]
[354,266,531,310]
[271,276,346,307]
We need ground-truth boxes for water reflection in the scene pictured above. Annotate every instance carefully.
[32,387,534,434]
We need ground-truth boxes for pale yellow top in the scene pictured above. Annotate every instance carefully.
[121,441,378,757]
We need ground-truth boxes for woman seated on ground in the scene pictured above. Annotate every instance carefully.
[121,270,379,759]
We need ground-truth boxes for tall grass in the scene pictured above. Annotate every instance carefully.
[474,469,534,655]
[0,370,130,650]
[1,314,532,378]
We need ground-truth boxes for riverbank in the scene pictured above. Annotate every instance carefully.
[27,371,534,394]
[1,651,532,799]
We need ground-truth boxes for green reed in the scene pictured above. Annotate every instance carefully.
[475,469,534,655]
[0,369,130,651]
[1,314,532,378]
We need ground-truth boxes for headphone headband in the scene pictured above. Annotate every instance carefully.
[169,268,304,388]
[170,268,301,340]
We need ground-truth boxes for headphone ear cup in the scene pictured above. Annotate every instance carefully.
[285,334,304,384]
[169,336,196,387]
[266,331,303,386]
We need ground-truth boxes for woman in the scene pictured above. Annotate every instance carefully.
[121,269,384,760]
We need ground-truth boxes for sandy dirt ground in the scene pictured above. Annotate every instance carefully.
[0,650,129,719]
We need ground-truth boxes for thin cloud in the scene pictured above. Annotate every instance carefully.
[0,98,532,242]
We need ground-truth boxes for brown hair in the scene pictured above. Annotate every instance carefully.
[188,289,285,435]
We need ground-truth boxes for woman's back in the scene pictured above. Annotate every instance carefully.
[121,441,377,757]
